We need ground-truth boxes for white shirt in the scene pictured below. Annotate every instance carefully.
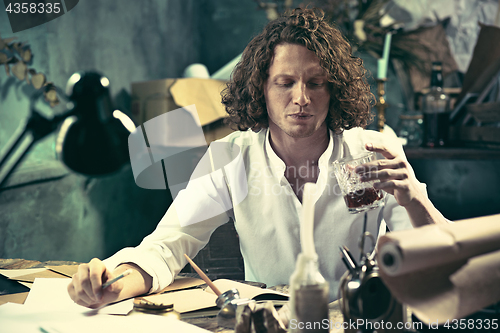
[104,127,418,300]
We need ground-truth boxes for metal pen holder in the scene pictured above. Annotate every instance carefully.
[216,288,255,328]
[376,79,388,132]
[339,232,404,333]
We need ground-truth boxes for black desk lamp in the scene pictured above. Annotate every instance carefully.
[0,71,135,189]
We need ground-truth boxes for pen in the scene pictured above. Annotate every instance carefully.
[360,212,368,261]
[341,245,358,270]
[340,253,356,275]
[102,269,133,289]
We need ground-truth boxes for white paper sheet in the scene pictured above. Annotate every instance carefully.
[0,302,211,333]
[0,302,86,333]
[0,278,210,333]
[40,313,212,333]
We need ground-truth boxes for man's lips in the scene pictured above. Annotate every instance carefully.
[288,113,313,120]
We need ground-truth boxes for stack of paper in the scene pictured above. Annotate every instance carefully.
[1,302,211,333]
[0,267,286,332]
[0,277,211,333]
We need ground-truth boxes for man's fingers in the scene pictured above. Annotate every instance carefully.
[88,258,106,301]
[68,285,89,307]
[69,280,104,308]
[365,142,398,159]
[74,259,106,304]
[360,169,409,182]
[355,158,408,175]
[77,264,97,303]
[67,258,121,309]
[69,270,94,306]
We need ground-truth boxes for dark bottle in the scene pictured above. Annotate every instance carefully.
[422,62,450,147]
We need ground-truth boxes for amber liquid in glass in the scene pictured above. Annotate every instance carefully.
[344,187,383,208]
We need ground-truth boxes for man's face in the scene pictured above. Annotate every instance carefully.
[264,43,330,139]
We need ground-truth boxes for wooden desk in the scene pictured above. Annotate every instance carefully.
[0,259,346,332]
[0,258,80,269]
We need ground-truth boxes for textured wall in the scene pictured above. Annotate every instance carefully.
[1,0,202,162]
[199,0,268,74]
[0,0,269,264]
[0,162,172,262]
[410,159,500,221]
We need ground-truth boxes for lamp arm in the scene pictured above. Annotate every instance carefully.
[0,122,35,188]
[0,109,68,189]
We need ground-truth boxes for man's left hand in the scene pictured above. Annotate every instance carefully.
[355,142,424,207]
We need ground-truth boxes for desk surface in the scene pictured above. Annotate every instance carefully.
[0,258,80,269]
[0,259,345,333]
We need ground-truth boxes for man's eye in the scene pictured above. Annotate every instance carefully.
[277,82,293,87]
[308,82,324,88]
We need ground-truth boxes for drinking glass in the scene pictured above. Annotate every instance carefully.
[333,152,385,214]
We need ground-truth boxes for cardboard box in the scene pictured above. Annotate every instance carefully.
[131,78,234,144]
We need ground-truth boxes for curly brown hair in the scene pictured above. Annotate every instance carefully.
[221,7,374,134]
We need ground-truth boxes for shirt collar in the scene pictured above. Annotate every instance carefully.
[318,129,334,171]
[264,129,286,180]
[263,128,335,181]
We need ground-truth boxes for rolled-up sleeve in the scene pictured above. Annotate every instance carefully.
[104,167,231,293]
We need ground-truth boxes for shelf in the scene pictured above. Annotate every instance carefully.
[404,147,500,160]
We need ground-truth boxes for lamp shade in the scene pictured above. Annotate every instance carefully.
[56,71,132,176]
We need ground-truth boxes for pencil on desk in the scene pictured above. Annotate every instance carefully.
[183,253,222,296]
[102,269,133,289]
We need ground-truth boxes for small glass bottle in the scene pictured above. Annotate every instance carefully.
[422,61,451,147]
[289,183,329,333]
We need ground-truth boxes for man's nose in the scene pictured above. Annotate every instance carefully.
[292,83,311,107]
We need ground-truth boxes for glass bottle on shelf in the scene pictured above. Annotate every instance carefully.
[397,113,424,147]
[422,61,450,147]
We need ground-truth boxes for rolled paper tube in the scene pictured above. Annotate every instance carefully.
[378,242,403,275]
[377,215,500,276]
[377,214,500,324]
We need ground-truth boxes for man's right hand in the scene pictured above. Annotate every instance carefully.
[67,258,124,308]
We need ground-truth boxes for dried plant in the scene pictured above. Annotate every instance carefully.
[0,34,59,107]
[253,0,430,75]
[304,0,430,74]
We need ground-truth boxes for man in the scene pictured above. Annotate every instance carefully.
[68,8,448,308]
